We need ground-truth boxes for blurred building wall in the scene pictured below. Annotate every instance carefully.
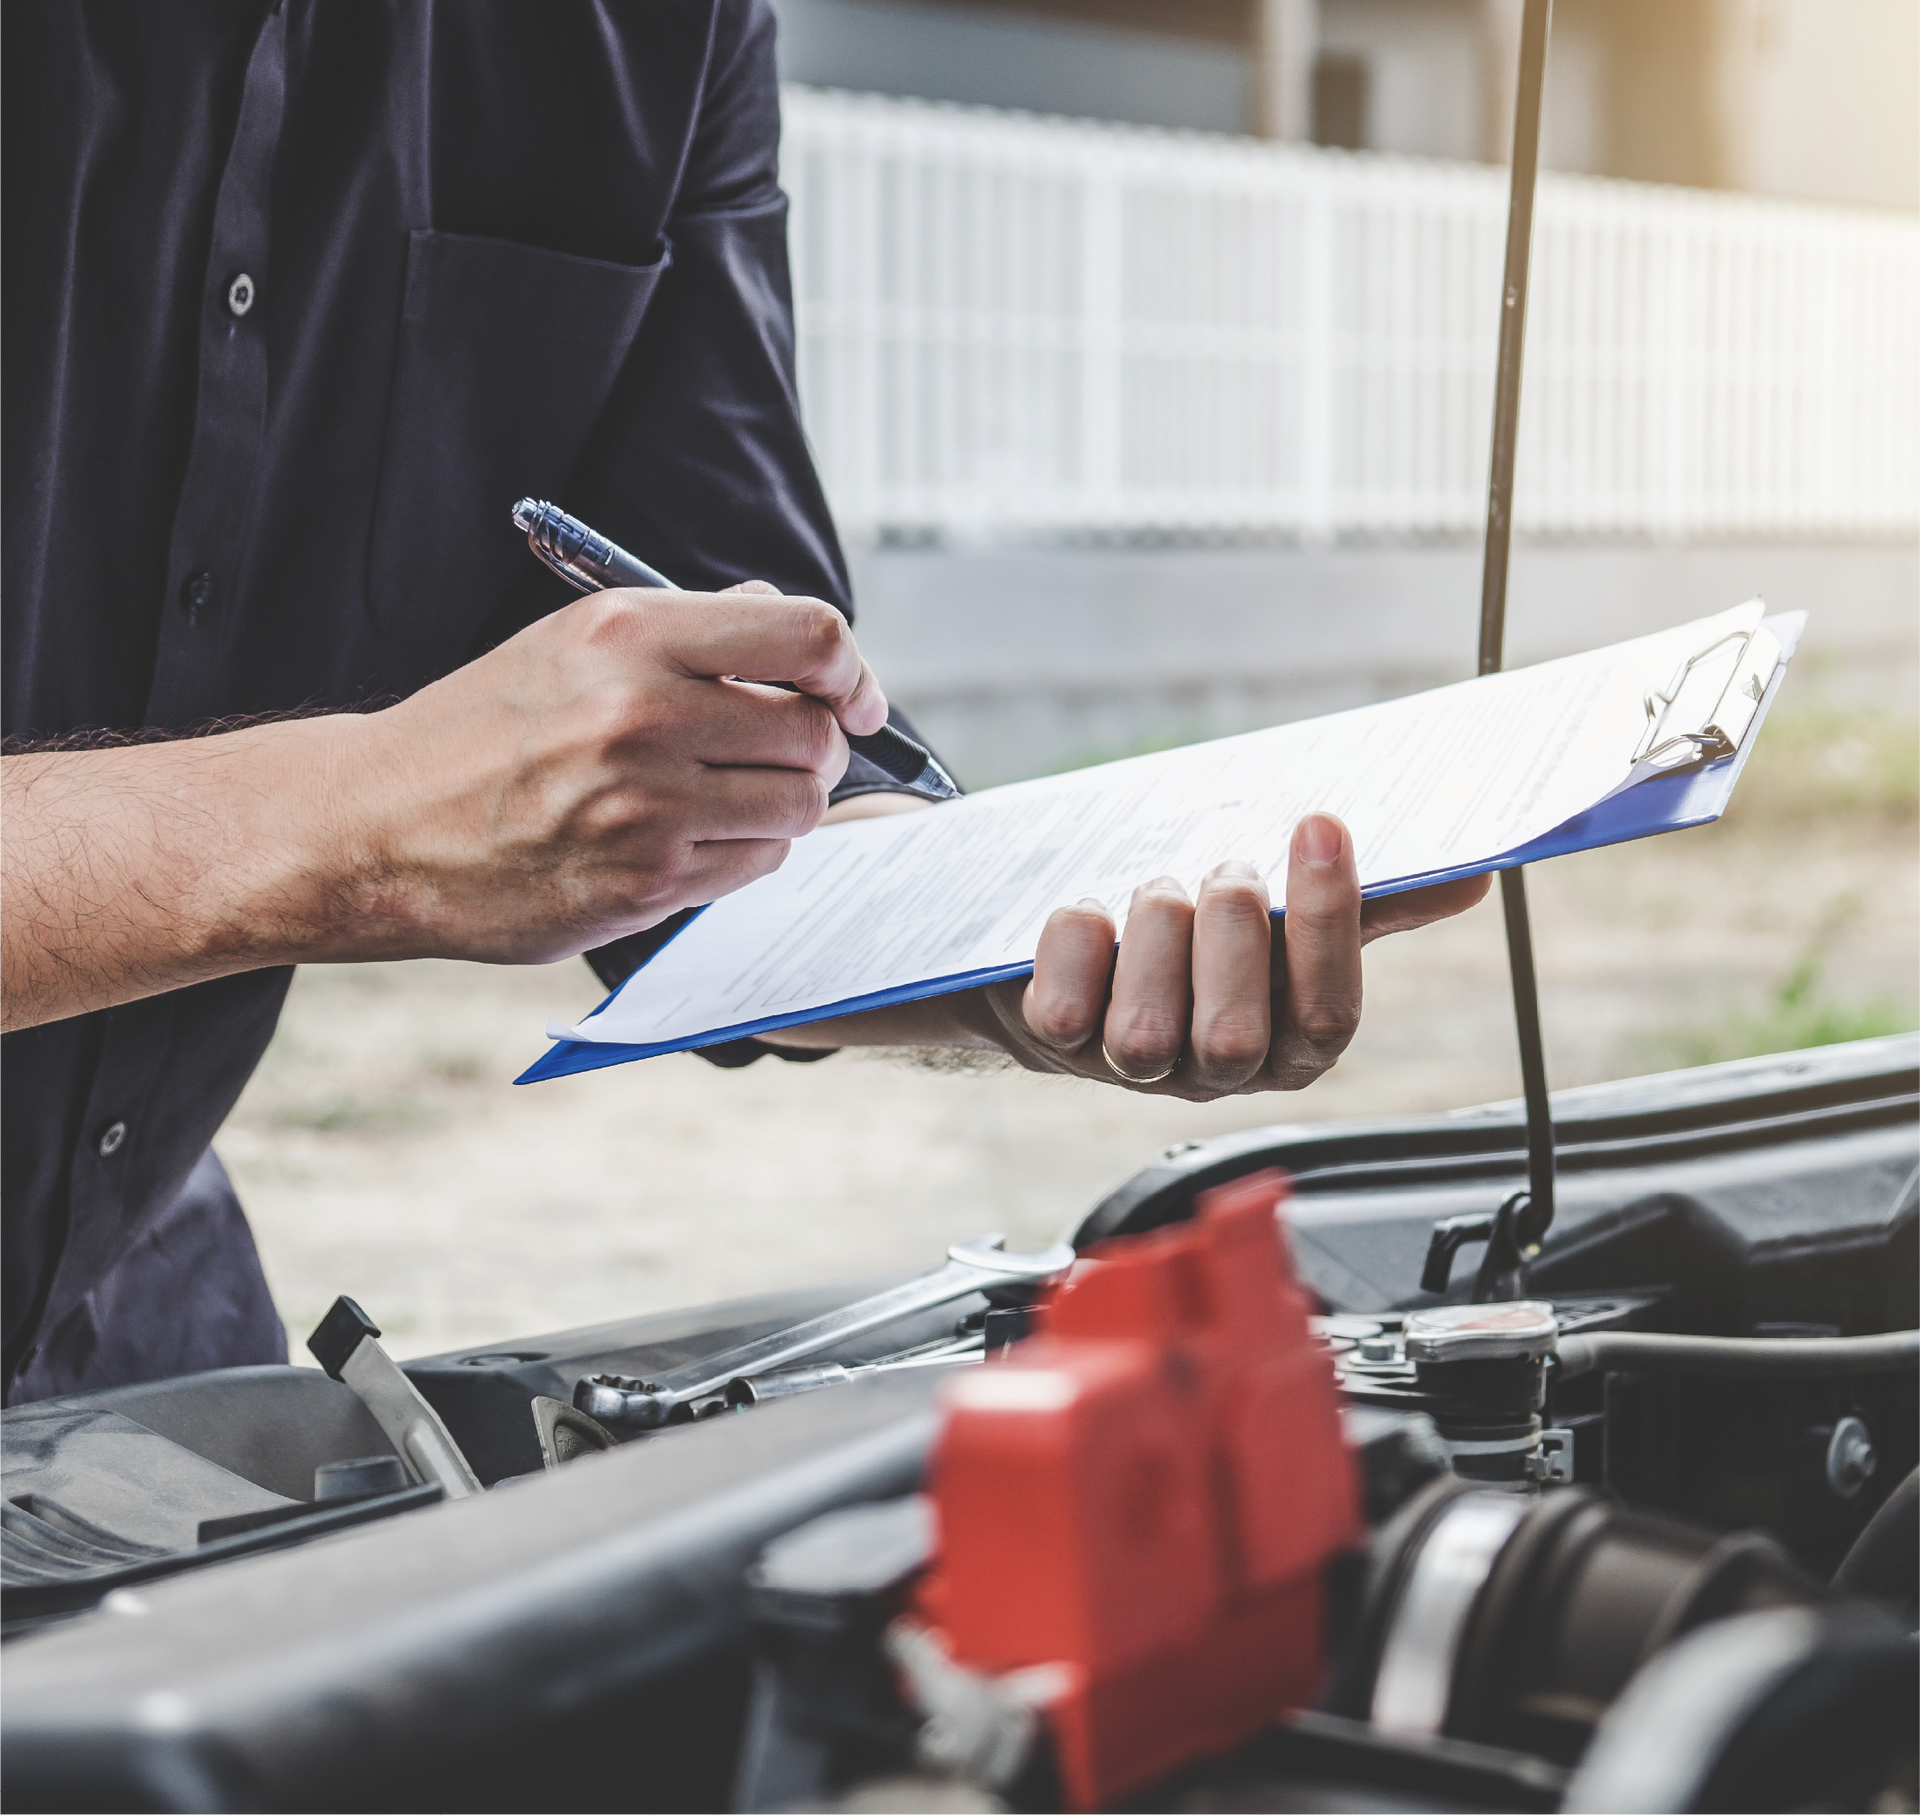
[774,0,1920,209]
[1709,0,1920,212]
[773,0,1251,132]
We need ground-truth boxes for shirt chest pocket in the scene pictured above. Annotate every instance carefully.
[365,229,668,646]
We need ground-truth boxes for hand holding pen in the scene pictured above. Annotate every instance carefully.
[512,499,960,799]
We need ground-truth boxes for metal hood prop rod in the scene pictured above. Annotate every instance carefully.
[1476,0,1556,1298]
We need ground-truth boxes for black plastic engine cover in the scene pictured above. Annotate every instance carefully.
[1075,1035,1919,1336]
[2,1372,941,1813]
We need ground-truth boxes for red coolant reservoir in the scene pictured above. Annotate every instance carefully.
[913,1170,1360,1810]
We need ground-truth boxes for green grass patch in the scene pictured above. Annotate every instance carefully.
[1661,948,1916,1069]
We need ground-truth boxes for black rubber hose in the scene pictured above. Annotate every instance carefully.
[1555,1328,1920,1380]
[1832,1465,1919,1617]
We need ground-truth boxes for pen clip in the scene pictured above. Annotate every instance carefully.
[513,497,601,594]
[512,497,679,593]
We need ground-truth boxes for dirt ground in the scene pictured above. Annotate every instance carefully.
[220,702,1918,1362]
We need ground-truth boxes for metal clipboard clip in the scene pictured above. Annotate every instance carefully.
[1627,619,1784,782]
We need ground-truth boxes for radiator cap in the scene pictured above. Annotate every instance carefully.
[1404,1300,1558,1363]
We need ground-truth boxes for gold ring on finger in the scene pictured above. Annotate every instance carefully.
[1102,1042,1179,1085]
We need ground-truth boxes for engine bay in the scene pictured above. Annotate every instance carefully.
[3,1034,1915,1813]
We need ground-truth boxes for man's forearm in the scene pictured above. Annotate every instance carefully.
[1,719,374,1032]
[2,587,891,1035]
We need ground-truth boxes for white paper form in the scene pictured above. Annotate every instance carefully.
[548,603,1767,1056]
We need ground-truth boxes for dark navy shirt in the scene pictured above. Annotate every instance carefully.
[2,1,910,1402]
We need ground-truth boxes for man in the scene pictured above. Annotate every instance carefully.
[1,3,1484,1404]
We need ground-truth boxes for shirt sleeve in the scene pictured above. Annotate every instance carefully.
[547,1,955,1063]
[525,0,850,610]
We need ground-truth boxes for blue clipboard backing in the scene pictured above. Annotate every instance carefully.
[519,619,1795,1085]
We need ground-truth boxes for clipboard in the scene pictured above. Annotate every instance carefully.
[520,610,1802,1085]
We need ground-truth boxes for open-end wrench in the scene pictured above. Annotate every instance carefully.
[725,1332,986,1408]
[574,1234,1075,1429]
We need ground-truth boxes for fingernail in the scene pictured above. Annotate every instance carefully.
[1213,859,1259,881]
[1295,814,1342,865]
[1076,897,1108,914]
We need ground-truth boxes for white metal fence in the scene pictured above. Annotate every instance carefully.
[780,86,1920,543]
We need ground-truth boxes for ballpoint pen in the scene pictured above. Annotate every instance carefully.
[511,498,960,800]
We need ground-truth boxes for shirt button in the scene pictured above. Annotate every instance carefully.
[96,1120,128,1158]
[226,272,257,317]
[181,571,215,621]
